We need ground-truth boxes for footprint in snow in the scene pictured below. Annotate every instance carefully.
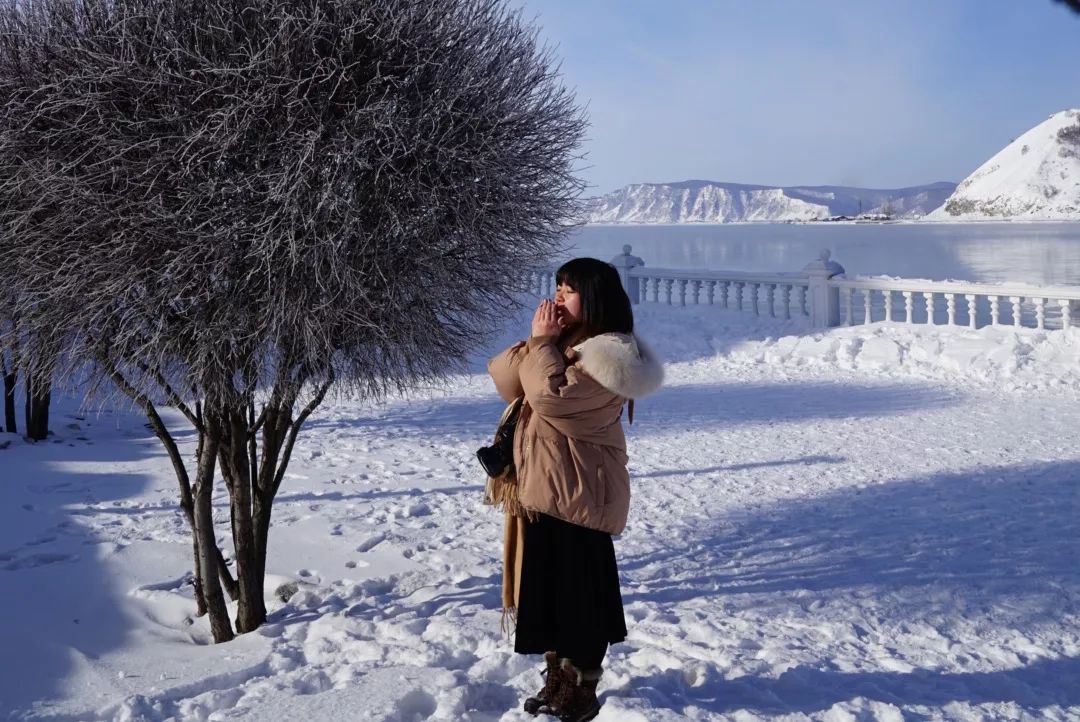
[4,552,76,571]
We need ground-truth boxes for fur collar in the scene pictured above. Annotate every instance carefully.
[576,332,663,399]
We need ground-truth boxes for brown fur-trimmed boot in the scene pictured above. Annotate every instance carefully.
[523,651,571,716]
[554,659,602,722]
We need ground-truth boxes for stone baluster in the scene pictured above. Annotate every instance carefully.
[798,286,808,316]
[924,292,935,325]
[1060,299,1072,330]
[676,279,687,307]
[803,250,845,327]
[706,280,716,306]
[749,283,760,315]
[640,278,650,304]
[863,289,872,325]
[945,293,956,326]
[883,291,893,322]
[990,296,1000,325]
[1033,298,1046,330]
[1010,296,1022,327]
[720,281,730,309]
[965,294,977,329]
[781,285,792,320]
[902,291,914,324]
[842,287,854,326]
[734,282,744,311]
[690,280,701,305]
[662,278,674,305]
[766,284,776,317]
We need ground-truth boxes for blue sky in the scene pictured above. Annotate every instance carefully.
[511,0,1080,194]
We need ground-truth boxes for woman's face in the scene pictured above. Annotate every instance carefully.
[555,282,582,329]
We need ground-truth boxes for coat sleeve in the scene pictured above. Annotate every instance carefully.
[488,341,528,402]
[517,336,617,438]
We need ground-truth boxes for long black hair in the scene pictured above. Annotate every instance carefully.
[555,257,633,338]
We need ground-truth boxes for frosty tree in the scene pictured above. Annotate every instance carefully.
[0,0,585,641]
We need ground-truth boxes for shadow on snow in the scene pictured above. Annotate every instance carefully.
[618,459,1080,714]
[0,404,161,717]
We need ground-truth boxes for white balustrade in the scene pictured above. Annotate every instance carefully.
[519,247,1080,333]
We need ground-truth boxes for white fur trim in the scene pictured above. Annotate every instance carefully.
[577,333,664,399]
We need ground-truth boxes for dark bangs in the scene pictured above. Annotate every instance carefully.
[555,257,633,337]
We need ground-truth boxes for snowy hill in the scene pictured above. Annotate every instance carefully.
[585,180,956,223]
[929,109,1080,220]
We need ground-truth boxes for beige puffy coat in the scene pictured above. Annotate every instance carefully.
[487,332,663,534]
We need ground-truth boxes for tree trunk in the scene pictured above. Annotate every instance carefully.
[253,490,273,586]
[193,430,233,643]
[103,364,239,627]
[217,406,265,633]
[24,369,50,441]
[2,364,15,434]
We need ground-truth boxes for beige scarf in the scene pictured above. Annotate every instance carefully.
[482,397,535,636]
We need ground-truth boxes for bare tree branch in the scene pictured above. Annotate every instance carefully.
[272,374,334,498]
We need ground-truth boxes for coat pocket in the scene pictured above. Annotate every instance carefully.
[595,465,608,508]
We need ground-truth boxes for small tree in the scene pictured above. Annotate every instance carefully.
[1057,118,1080,159]
[0,300,52,440]
[0,0,584,641]
[1,305,16,435]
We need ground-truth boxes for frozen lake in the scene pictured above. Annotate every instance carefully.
[567,222,1080,286]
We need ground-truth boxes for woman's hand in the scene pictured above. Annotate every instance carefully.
[531,299,563,338]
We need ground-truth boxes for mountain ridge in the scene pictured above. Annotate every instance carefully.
[585,180,956,224]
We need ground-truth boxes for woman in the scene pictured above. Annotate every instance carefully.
[488,258,663,721]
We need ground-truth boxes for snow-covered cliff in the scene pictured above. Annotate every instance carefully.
[928,109,1080,221]
[586,180,955,223]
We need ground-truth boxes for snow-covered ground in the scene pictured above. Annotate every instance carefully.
[2,304,1079,721]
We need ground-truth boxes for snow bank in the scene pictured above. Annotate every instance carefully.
[630,303,1080,393]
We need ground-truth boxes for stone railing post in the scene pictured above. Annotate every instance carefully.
[803,249,845,328]
[610,244,645,304]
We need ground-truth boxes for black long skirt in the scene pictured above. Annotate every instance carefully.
[514,513,627,665]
